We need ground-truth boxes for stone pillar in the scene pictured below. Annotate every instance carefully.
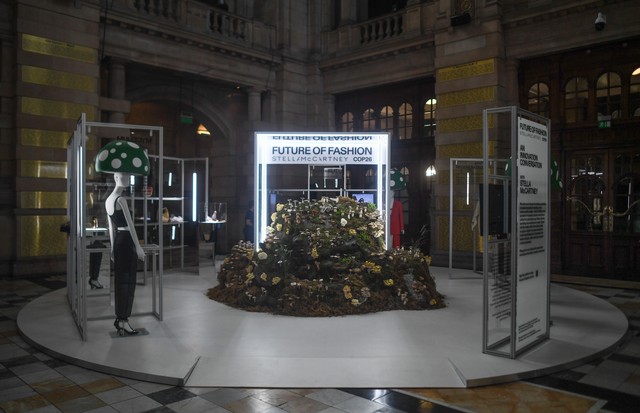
[108,59,126,123]
[248,88,261,122]
[325,94,336,131]
[338,0,357,26]
[504,57,520,106]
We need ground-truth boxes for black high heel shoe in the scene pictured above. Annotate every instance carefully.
[89,279,104,289]
[114,319,139,336]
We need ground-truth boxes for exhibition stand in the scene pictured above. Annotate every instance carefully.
[482,107,551,359]
[66,114,165,340]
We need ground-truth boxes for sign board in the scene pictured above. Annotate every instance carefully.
[254,132,390,246]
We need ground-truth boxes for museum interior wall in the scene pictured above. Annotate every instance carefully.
[0,0,639,281]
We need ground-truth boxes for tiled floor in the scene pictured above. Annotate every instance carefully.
[1,276,639,413]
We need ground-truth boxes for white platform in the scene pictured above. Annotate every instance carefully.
[17,266,628,388]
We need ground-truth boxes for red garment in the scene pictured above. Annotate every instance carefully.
[390,199,404,248]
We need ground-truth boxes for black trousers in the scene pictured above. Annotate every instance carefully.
[113,231,137,319]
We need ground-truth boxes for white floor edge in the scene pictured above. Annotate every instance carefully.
[17,266,629,388]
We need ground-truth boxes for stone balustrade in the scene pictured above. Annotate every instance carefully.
[120,1,424,58]
[356,12,403,45]
[122,0,271,50]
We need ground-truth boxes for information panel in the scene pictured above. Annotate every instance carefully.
[482,107,550,359]
[515,117,550,352]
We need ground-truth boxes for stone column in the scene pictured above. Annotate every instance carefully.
[325,94,336,131]
[108,58,126,123]
[248,88,261,122]
[504,57,520,106]
[338,0,357,26]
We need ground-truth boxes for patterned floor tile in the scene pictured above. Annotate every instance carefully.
[0,393,51,413]
[278,396,331,413]
[223,395,275,413]
[200,388,252,406]
[81,377,126,394]
[165,395,229,413]
[1,277,639,413]
[53,394,106,413]
[146,387,197,405]
[110,394,162,412]
[252,389,302,406]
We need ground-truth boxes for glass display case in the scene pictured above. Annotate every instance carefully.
[130,155,209,270]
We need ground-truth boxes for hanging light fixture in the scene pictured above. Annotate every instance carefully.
[197,124,211,136]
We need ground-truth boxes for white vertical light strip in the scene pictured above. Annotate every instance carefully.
[466,172,470,205]
[171,225,176,240]
[129,175,135,186]
[192,172,197,222]
[255,133,269,247]
[260,140,268,246]
[168,172,173,187]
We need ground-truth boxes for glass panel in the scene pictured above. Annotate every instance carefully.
[528,82,550,118]
[339,112,354,132]
[630,71,640,117]
[569,155,605,231]
[398,102,413,140]
[613,152,640,233]
[596,72,622,118]
[379,105,394,137]
[363,108,376,131]
[565,77,588,123]
[423,99,436,138]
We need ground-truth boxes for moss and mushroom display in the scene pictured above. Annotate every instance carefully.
[208,196,445,316]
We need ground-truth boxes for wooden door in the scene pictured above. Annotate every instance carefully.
[565,150,640,279]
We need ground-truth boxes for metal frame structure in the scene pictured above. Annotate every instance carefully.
[67,114,164,341]
[448,158,504,278]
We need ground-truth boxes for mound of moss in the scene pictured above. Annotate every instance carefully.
[208,197,445,316]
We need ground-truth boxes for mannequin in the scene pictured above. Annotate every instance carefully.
[106,172,145,336]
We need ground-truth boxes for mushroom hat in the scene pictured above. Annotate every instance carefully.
[95,140,150,176]
[389,168,407,191]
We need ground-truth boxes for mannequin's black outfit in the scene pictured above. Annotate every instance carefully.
[109,199,138,320]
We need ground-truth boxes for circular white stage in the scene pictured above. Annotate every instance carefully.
[17,267,628,388]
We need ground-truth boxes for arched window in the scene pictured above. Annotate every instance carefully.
[423,98,436,137]
[565,77,588,123]
[338,112,354,132]
[630,69,640,117]
[398,103,413,140]
[527,82,550,118]
[379,106,394,138]
[400,166,409,183]
[596,72,622,119]
[362,108,376,131]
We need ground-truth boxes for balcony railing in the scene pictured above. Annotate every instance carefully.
[123,0,274,51]
[132,0,180,21]
[356,13,403,45]
[209,9,247,40]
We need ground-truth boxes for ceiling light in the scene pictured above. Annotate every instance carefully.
[197,124,211,136]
